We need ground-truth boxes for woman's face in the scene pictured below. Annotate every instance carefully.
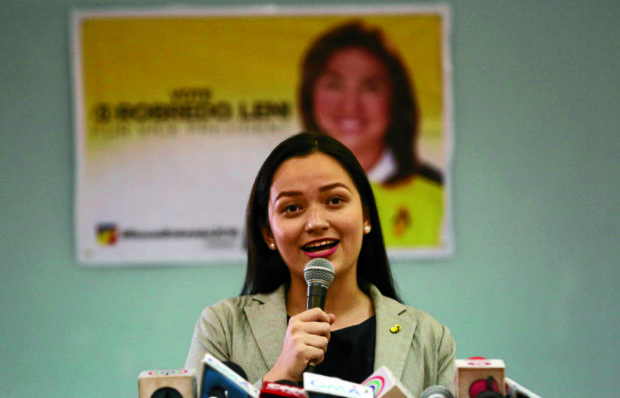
[312,47,393,157]
[263,152,370,283]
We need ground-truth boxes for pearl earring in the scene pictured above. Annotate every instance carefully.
[269,243,276,250]
[364,225,371,234]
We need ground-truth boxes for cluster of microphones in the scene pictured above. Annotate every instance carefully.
[138,354,540,398]
[139,260,540,398]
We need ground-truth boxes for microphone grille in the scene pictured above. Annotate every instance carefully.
[304,258,335,287]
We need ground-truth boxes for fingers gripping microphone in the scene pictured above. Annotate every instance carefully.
[303,258,335,373]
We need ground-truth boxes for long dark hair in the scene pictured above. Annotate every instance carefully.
[241,132,401,302]
[298,20,426,185]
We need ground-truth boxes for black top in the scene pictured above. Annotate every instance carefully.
[315,315,376,383]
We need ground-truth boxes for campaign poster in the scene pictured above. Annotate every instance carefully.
[72,5,453,265]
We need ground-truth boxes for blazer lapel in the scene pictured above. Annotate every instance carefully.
[244,286,289,370]
[372,285,418,380]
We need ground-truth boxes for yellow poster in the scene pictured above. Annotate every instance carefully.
[72,5,453,265]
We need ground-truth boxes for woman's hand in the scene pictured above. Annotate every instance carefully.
[263,307,335,383]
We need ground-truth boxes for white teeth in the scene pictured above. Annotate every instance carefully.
[305,240,333,249]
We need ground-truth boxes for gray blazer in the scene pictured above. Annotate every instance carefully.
[185,284,455,397]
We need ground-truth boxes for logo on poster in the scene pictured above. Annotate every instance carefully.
[96,223,118,246]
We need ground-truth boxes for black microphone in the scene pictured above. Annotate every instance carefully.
[419,385,454,398]
[303,258,335,373]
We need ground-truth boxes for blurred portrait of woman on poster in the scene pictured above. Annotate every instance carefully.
[298,20,445,249]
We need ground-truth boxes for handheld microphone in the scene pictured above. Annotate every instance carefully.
[303,372,373,398]
[200,353,259,398]
[259,381,308,398]
[303,258,335,373]
[419,385,454,398]
[362,366,414,398]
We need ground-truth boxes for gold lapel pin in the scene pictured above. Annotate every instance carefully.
[390,324,401,333]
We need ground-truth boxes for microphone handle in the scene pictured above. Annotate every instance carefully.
[305,282,328,374]
[307,283,328,310]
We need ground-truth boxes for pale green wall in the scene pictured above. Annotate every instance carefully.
[1,0,619,397]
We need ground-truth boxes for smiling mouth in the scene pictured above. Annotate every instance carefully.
[339,118,364,134]
[302,240,339,254]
